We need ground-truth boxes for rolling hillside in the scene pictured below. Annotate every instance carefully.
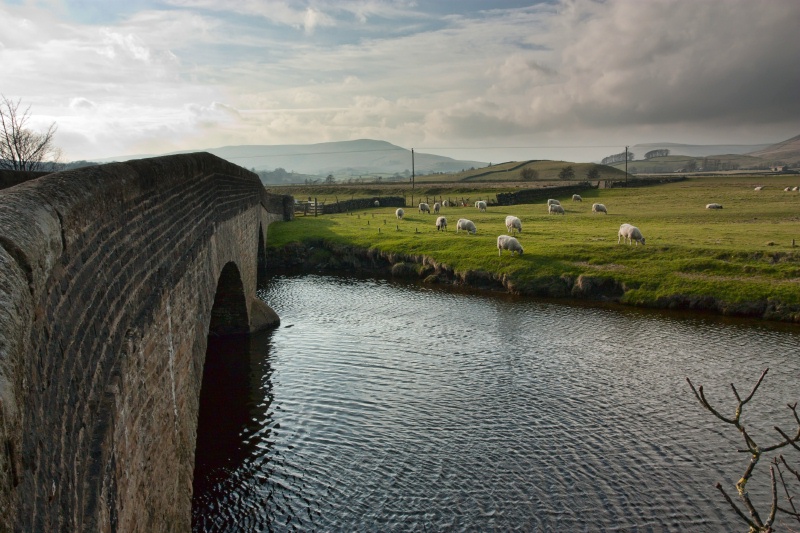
[746,133,800,163]
[610,133,800,173]
[629,141,772,158]
[96,139,488,177]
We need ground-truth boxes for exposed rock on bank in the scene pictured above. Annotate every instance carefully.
[267,240,800,323]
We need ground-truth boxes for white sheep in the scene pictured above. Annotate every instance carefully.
[419,202,431,214]
[754,186,763,191]
[592,203,608,214]
[705,203,723,209]
[436,216,447,231]
[396,208,405,219]
[475,200,487,212]
[793,187,799,192]
[618,223,646,245]
[433,202,441,214]
[785,187,792,192]
[547,199,561,206]
[443,200,450,207]
[497,235,524,256]
[374,200,380,207]
[505,215,522,234]
[548,204,565,215]
[572,194,582,202]
[456,218,477,234]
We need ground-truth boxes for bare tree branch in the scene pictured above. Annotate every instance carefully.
[766,465,779,528]
[716,482,758,529]
[687,368,800,532]
[0,94,61,171]
[774,456,800,523]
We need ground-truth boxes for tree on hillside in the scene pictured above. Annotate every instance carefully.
[586,166,601,180]
[645,149,670,159]
[558,165,575,180]
[0,95,62,171]
[520,167,539,181]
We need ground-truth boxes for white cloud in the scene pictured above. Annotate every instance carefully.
[99,29,151,61]
[69,97,97,111]
[293,90,322,105]
[3,0,798,163]
[303,7,334,34]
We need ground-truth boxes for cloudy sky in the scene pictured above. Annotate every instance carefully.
[1,0,798,165]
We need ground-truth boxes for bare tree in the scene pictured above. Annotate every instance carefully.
[687,368,800,532]
[557,165,575,180]
[520,167,539,181]
[0,95,61,171]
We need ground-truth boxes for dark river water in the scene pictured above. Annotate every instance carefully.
[192,274,800,532]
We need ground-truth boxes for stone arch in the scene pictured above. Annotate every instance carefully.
[208,262,249,336]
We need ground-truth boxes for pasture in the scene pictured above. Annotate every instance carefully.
[267,175,800,309]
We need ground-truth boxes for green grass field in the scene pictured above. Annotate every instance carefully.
[267,175,800,312]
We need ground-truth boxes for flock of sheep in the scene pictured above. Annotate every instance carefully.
[754,186,799,191]
[393,196,646,257]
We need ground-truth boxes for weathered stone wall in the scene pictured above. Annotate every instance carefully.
[0,153,286,532]
[604,175,686,188]
[322,196,405,214]
[495,183,596,205]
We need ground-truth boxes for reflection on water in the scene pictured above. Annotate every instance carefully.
[192,274,800,532]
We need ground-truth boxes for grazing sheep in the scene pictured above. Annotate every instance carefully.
[436,216,447,231]
[497,235,524,256]
[433,202,441,214]
[396,208,405,219]
[706,203,723,209]
[618,223,646,245]
[505,215,522,234]
[456,218,477,234]
[547,199,561,207]
[572,194,582,202]
[548,204,565,215]
[793,187,799,192]
[592,203,608,214]
[419,202,431,214]
[475,200,487,212]
[374,200,380,207]
[443,200,451,207]
[785,187,792,192]
[754,186,763,191]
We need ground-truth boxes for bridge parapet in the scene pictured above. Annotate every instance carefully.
[0,153,286,531]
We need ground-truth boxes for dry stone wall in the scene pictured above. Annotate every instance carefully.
[0,153,287,532]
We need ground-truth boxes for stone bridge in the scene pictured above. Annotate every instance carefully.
[0,153,292,531]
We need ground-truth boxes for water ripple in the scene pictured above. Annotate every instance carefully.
[194,275,800,532]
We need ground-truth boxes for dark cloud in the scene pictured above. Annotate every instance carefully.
[538,0,800,131]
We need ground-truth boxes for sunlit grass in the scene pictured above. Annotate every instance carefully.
[267,175,800,306]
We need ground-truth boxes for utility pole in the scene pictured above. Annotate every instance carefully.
[625,145,628,187]
[411,148,415,190]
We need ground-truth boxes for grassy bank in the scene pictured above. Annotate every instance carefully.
[266,174,800,321]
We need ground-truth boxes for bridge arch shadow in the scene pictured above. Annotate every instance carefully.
[208,262,250,337]
[192,259,275,529]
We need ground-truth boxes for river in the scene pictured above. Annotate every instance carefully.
[192,274,800,532]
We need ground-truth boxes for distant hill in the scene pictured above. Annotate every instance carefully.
[94,139,487,178]
[610,134,800,173]
[746,133,800,164]
[628,141,772,159]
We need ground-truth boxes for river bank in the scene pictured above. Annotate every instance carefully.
[265,175,800,324]
[266,238,800,323]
